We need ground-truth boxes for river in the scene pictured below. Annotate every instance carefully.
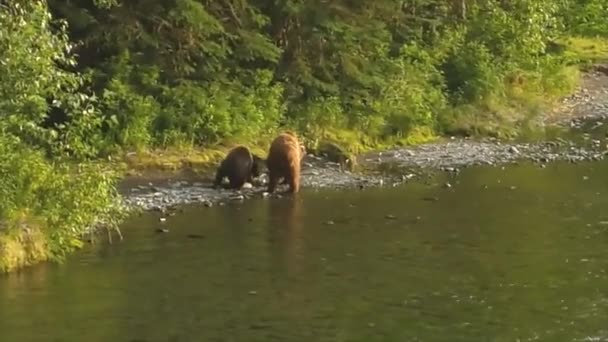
[2,159,608,341]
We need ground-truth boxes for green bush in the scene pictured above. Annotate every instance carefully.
[45,0,589,149]
[0,132,124,261]
[0,1,125,271]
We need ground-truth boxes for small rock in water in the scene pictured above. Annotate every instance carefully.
[444,182,452,188]
[262,192,271,198]
[510,186,517,190]
[422,197,439,202]
[230,195,245,201]
[402,173,415,181]
[385,214,397,220]
[242,183,253,189]
[159,217,167,223]
[583,176,589,181]
[203,201,213,207]
[156,228,169,233]
[325,220,335,225]
[186,234,205,239]
[508,146,520,154]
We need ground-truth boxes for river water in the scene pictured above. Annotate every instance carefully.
[2,160,608,341]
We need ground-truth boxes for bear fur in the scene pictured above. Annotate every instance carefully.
[266,132,306,193]
[214,146,264,189]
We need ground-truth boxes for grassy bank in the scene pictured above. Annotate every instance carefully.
[561,37,608,64]
[0,163,126,273]
[0,222,49,273]
[121,38,603,177]
[0,137,126,273]
[119,125,439,177]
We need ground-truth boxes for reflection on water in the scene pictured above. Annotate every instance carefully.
[268,196,305,278]
[2,160,608,341]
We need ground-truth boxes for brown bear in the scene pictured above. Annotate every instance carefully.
[266,132,306,194]
[214,146,265,189]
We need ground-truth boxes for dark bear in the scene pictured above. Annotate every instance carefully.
[266,132,306,194]
[214,146,264,189]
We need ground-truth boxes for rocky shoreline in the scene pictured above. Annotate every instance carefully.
[122,66,608,212]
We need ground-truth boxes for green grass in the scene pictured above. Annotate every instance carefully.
[560,36,608,64]
[120,126,440,177]
[119,133,277,177]
[0,214,49,273]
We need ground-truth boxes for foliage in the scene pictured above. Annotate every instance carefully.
[0,133,124,261]
[562,0,608,37]
[0,0,124,271]
[42,0,598,148]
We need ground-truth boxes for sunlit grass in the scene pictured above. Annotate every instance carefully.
[0,214,49,273]
[560,36,608,64]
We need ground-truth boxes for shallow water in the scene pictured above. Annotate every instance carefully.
[2,160,608,342]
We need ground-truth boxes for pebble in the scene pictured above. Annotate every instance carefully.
[229,195,245,201]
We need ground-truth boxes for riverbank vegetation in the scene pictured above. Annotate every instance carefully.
[0,1,125,272]
[1,0,608,272]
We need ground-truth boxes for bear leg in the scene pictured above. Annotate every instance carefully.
[267,171,279,193]
[229,177,246,189]
[213,167,225,189]
[287,172,299,193]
